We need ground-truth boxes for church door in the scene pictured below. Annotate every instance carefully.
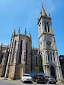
[50,66,56,78]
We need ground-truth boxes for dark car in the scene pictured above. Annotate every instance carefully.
[45,76,56,84]
[32,75,46,83]
[32,75,37,82]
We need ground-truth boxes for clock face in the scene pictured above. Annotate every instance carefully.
[47,41,51,46]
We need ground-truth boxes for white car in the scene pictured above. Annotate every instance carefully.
[21,74,32,82]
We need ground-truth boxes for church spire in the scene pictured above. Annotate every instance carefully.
[18,27,20,35]
[40,5,47,16]
[29,31,31,37]
[13,29,15,36]
[25,28,26,35]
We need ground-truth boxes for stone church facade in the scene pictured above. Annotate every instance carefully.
[38,6,63,81]
[0,6,63,81]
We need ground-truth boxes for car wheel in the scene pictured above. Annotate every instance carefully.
[47,81,49,84]
[36,80,38,83]
[54,82,56,84]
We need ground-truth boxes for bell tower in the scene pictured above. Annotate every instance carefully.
[38,5,63,81]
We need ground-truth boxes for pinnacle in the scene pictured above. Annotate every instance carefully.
[40,5,47,16]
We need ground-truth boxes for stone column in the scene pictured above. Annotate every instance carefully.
[46,65,50,76]
[56,66,63,82]
[11,52,17,78]
[52,52,54,62]
[11,41,18,78]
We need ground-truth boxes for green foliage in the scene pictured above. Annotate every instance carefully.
[4,78,8,80]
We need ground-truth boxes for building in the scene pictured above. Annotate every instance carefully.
[38,6,63,81]
[0,44,9,77]
[0,5,63,81]
[59,55,64,78]
[4,28,41,79]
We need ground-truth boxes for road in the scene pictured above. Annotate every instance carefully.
[0,79,63,85]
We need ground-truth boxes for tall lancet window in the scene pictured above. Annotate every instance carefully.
[19,40,22,64]
[53,52,55,61]
[26,42,27,64]
[47,22,50,32]
[44,21,47,32]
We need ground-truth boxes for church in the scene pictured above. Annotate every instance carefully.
[0,5,63,81]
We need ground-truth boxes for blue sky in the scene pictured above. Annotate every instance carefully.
[0,0,64,55]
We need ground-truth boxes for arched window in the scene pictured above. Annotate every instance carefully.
[50,52,52,61]
[51,56,52,61]
[47,22,50,32]
[44,21,47,32]
[19,40,22,64]
[26,42,27,64]
[53,52,55,61]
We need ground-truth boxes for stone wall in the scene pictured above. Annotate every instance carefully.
[25,65,28,73]
[34,66,39,73]
[8,65,14,78]
[14,64,22,79]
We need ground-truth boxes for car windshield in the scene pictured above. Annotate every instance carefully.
[38,75,44,77]
[23,75,30,77]
[45,76,49,78]
[49,76,54,78]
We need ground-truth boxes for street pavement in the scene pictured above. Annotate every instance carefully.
[0,79,64,85]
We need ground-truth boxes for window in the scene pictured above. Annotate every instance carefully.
[0,55,3,64]
[26,42,27,64]
[19,40,22,64]
[44,21,47,32]
[53,52,55,61]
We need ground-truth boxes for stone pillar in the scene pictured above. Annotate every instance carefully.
[11,41,18,78]
[56,66,63,82]
[5,52,11,78]
[44,65,46,75]
[46,65,50,76]
[52,52,54,62]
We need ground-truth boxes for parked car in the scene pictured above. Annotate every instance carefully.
[21,74,32,83]
[45,76,56,84]
[32,75,37,82]
[32,75,46,83]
